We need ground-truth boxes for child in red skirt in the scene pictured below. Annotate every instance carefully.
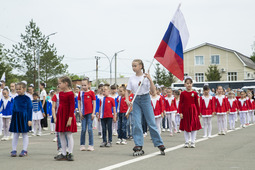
[55,76,77,161]
[179,77,201,148]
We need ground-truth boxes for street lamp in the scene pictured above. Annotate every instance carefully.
[114,50,125,85]
[96,50,125,85]
[38,32,57,93]
[96,51,114,85]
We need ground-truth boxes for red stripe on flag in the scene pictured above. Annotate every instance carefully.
[154,40,184,81]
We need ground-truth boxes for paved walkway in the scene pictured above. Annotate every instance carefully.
[0,117,255,170]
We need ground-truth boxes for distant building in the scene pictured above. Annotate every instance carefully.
[183,43,255,82]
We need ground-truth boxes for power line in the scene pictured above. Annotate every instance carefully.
[0,34,19,43]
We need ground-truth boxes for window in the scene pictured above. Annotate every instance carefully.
[228,72,237,81]
[195,56,204,65]
[211,55,219,64]
[184,73,188,77]
[195,73,204,82]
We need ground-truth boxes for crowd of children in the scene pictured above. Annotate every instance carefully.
[1,59,255,160]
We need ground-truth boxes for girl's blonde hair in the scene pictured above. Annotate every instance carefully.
[133,59,145,73]
[59,76,73,89]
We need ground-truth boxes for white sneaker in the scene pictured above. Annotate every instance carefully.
[202,135,207,138]
[208,135,212,138]
[53,137,57,142]
[162,128,166,132]
[190,143,196,148]
[37,132,42,136]
[222,131,226,135]
[87,145,94,151]
[1,136,7,141]
[43,127,48,131]
[184,142,189,148]
[167,129,170,132]
[121,139,127,145]
[116,138,122,144]
[32,133,36,136]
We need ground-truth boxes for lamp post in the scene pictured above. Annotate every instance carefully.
[38,32,57,94]
[97,50,125,85]
[114,50,125,85]
[96,51,114,85]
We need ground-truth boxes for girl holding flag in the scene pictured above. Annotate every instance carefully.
[125,59,165,156]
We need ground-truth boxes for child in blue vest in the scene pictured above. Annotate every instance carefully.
[0,87,13,141]
[32,93,44,136]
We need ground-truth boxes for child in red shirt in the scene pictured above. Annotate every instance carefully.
[98,84,116,147]
[116,85,130,145]
[78,79,96,151]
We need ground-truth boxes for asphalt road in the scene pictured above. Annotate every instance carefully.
[0,117,255,170]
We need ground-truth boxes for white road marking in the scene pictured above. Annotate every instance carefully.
[99,125,252,170]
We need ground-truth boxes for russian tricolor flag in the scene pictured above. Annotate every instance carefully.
[154,4,189,81]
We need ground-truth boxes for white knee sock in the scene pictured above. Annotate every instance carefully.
[0,116,3,135]
[50,123,55,132]
[12,133,20,151]
[22,133,29,151]
[208,117,212,136]
[217,115,221,132]
[59,132,67,155]
[203,117,207,137]
[38,120,42,133]
[191,131,197,143]
[66,132,74,154]
[171,113,176,131]
[155,117,161,134]
[184,131,190,143]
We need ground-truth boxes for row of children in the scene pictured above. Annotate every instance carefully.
[150,80,255,147]
[0,82,57,141]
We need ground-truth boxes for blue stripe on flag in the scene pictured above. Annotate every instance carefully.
[162,22,183,59]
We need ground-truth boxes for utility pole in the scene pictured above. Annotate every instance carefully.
[95,56,100,88]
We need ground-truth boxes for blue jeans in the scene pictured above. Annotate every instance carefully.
[132,93,164,147]
[80,114,94,146]
[117,113,127,139]
[162,117,169,129]
[127,112,133,137]
[101,118,113,143]
[142,113,147,133]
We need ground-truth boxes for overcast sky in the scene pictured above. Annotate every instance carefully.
[1,0,255,81]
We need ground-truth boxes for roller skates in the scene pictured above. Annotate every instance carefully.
[133,146,144,156]
[158,145,165,155]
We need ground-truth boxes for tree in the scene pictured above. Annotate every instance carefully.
[251,41,255,62]
[205,65,222,81]
[153,63,176,87]
[0,43,19,85]
[7,20,68,90]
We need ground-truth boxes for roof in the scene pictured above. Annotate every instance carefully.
[184,42,255,70]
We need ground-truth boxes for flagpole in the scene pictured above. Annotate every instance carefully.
[125,58,155,117]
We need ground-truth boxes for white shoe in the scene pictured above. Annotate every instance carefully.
[208,135,212,138]
[37,132,42,136]
[43,127,48,131]
[99,135,102,139]
[121,139,127,145]
[222,131,226,135]
[167,129,170,132]
[202,135,207,138]
[184,142,189,148]
[190,143,196,148]
[87,145,94,151]
[52,137,57,142]
[116,138,122,144]
[1,136,7,141]
[162,128,166,132]
[32,133,36,136]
